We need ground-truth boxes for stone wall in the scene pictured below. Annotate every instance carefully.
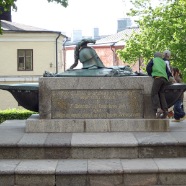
[39,76,154,119]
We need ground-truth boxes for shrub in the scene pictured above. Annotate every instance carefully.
[0,109,37,124]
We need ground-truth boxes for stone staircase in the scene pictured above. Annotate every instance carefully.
[1,119,186,185]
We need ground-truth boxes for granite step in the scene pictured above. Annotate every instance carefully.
[1,158,186,186]
[0,120,186,159]
[25,114,169,132]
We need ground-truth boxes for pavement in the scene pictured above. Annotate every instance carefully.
[0,119,186,185]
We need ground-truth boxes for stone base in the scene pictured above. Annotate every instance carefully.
[39,77,156,119]
[25,114,169,133]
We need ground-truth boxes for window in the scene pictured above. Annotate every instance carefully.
[17,49,33,71]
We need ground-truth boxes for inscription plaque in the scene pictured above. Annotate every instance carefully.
[51,90,143,119]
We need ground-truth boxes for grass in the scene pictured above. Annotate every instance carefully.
[0,108,37,124]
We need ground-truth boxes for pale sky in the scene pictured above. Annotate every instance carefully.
[11,0,134,37]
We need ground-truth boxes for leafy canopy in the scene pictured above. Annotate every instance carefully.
[117,0,186,81]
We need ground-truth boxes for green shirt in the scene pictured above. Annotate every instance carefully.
[151,57,168,80]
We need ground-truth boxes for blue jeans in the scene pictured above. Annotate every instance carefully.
[173,99,185,120]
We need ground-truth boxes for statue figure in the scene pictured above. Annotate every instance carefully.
[43,39,137,77]
[70,39,105,69]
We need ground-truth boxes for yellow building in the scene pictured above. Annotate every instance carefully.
[0,20,67,110]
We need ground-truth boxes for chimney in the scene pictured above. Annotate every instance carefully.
[0,6,12,21]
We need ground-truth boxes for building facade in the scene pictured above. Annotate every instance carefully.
[65,27,140,71]
[0,20,67,110]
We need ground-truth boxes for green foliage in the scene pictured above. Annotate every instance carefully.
[47,0,68,7]
[0,0,16,11]
[0,109,37,124]
[117,0,186,82]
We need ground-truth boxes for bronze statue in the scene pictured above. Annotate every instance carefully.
[43,39,138,77]
[70,39,105,69]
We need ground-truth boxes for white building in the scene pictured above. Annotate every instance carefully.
[0,20,67,110]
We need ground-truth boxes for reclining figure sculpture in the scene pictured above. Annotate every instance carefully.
[43,39,140,77]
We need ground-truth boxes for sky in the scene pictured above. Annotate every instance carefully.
[11,0,134,37]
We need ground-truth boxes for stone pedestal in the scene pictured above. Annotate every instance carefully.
[39,76,155,119]
[25,76,169,132]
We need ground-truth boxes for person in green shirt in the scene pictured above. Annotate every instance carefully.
[146,52,175,119]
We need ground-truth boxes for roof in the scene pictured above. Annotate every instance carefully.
[96,27,140,46]
[1,20,67,37]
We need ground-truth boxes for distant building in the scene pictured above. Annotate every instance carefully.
[92,27,100,40]
[65,27,140,70]
[0,6,12,21]
[71,29,82,42]
[117,18,132,32]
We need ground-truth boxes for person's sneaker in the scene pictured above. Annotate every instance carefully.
[162,111,169,119]
[172,119,180,122]
[156,108,164,119]
[180,115,186,121]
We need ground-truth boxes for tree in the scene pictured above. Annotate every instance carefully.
[0,0,68,33]
[117,0,186,81]
[0,0,68,10]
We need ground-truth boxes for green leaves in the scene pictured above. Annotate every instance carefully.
[0,108,37,124]
[47,0,68,7]
[117,0,186,81]
[0,0,16,11]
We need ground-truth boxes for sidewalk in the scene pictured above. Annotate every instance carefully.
[0,119,186,185]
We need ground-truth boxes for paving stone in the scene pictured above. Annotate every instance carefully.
[56,159,87,174]
[154,158,186,172]
[44,133,72,147]
[15,174,55,186]
[19,147,45,159]
[0,127,24,146]
[170,121,186,132]
[110,119,169,132]
[122,160,158,185]
[0,160,20,186]
[56,175,87,186]
[15,160,58,174]
[44,147,71,159]
[0,120,26,128]
[71,132,138,147]
[178,146,186,157]
[88,159,123,174]
[0,160,20,174]
[169,131,186,144]
[88,174,123,186]
[121,159,158,173]
[0,175,15,186]
[139,146,178,158]
[158,173,186,185]
[26,117,85,133]
[18,133,48,146]
[85,119,110,132]
[134,132,178,145]
[72,147,138,159]
[124,173,157,186]
[0,147,19,159]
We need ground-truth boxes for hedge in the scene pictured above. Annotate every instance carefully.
[0,109,37,124]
